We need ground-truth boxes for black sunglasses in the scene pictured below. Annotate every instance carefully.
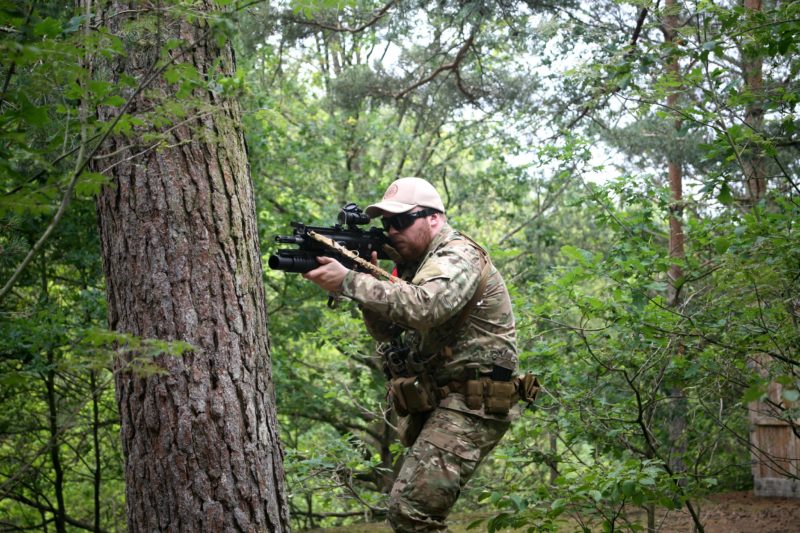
[382,208,440,231]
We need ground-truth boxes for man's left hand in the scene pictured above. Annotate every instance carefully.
[303,256,350,292]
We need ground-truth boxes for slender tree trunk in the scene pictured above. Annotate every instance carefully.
[40,254,67,533]
[663,0,687,491]
[90,370,102,533]
[742,0,766,204]
[45,352,67,533]
[646,504,655,533]
[94,3,290,530]
[549,432,558,485]
[665,2,685,308]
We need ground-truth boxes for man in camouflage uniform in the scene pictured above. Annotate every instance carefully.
[304,177,519,532]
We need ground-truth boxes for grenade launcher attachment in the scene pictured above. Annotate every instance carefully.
[268,203,392,274]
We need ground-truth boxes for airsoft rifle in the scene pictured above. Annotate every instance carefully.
[269,203,402,282]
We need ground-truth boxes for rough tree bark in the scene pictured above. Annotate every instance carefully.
[93,2,290,530]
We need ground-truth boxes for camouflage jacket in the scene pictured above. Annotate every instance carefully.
[340,224,518,389]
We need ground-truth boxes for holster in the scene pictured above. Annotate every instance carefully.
[396,413,428,447]
[389,375,438,416]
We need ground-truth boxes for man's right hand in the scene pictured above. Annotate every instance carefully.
[303,256,350,292]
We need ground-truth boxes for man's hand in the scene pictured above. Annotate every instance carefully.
[303,256,350,292]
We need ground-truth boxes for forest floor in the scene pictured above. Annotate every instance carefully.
[626,491,800,533]
[304,491,800,532]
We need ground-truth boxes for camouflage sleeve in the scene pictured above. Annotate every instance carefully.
[340,243,481,331]
[361,306,402,341]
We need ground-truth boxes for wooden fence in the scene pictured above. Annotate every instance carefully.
[749,379,800,498]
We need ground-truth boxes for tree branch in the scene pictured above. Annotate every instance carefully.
[394,30,477,100]
[285,0,395,34]
[563,6,651,132]
[2,493,108,533]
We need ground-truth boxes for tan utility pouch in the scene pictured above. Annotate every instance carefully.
[484,380,517,415]
[390,375,437,415]
[464,379,484,410]
[516,373,540,403]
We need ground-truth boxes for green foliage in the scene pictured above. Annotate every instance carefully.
[471,459,675,533]
[244,0,799,529]
[0,1,241,529]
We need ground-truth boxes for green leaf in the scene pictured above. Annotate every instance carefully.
[164,66,182,84]
[550,498,566,511]
[561,245,594,265]
[717,183,733,205]
[510,494,526,512]
[467,519,485,530]
[102,95,126,107]
[75,172,110,197]
[64,14,89,33]
[621,480,636,497]
[778,34,793,55]
[88,79,113,98]
[34,17,62,37]
[644,281,668,292]
[714,237,731,254]
[20,100,48,126]
[743,383,767,403]
[0,371,27,388]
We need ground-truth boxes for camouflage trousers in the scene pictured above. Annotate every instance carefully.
[387,407,510,532]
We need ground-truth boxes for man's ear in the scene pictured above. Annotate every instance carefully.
[428,212,442,230]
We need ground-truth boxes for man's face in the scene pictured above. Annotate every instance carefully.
[383,208,434,262]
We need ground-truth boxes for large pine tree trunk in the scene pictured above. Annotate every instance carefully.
[94,3,290,530]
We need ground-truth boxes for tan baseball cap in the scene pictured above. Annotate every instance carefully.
[365,177,445,217]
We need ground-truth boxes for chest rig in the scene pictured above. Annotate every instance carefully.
[383,234,535,418]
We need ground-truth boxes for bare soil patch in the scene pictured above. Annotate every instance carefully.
[644,490,800,533]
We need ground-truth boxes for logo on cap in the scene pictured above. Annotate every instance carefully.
[384,183,398,199]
